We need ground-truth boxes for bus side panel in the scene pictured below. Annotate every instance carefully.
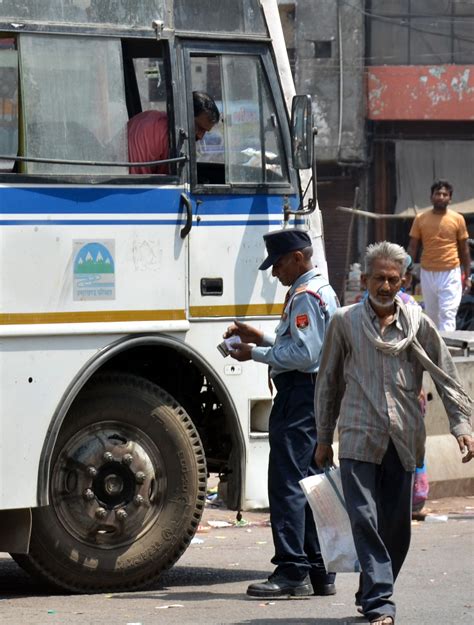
[0,186,186,321]
[0,335,116,509]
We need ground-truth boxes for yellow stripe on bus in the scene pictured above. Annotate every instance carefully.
[0,309,187,325]
[189,303,283,317]
[0,304,284,325]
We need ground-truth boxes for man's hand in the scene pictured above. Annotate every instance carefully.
[315,443,334,469]
[457,434,474,463]
[229,342,254,362]
[224,319,263,345]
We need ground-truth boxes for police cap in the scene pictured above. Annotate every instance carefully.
[259,229,312,270]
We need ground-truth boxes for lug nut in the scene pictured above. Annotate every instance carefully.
[122,453,133,465]
[95,507,107,520]
[83,488,95,501]
[86,466,98,477]
[135,471,146,484]
[103,451,114,462]
[133,494,144,507]
[116,508,128,520]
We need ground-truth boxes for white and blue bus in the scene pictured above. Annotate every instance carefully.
[0,0,326,591]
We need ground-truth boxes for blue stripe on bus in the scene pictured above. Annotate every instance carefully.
[0,219,305,227]
[0,187,299,215]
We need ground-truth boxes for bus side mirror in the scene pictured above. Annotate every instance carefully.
[291,95,313,169]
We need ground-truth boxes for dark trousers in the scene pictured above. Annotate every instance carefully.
[340,440,413,621]
[268,372,334,584]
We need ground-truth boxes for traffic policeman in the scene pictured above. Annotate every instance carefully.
[225,229,339,598]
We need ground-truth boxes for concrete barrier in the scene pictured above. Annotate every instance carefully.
[423,357,474,497]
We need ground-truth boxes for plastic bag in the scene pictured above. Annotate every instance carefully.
[300,467,360,573]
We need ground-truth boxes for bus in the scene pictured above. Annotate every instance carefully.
[0,0,326,592]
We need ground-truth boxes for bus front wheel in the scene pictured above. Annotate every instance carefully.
[13,373,207,592]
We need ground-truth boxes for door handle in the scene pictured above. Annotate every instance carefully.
[180,193,193,239]
[201,278,223,296]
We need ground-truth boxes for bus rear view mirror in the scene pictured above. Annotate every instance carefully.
[291,95,313,170]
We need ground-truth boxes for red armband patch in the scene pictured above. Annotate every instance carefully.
[296,313,310,329]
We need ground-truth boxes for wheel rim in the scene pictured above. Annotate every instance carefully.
[50,421,167,549]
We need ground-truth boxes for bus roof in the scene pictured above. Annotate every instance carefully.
[0,0,268,38]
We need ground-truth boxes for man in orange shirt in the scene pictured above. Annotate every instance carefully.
[128,91,219,174]
[408,180,471,332]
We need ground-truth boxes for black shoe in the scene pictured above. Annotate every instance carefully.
[247,574,313,598]
[312,582,336,596]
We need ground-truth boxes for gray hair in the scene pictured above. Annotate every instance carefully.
[364,241,407,276]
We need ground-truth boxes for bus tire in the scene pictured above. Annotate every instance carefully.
[13,372,207,593]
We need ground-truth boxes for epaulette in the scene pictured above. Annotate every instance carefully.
[290,281,329,317]
[307,289,328,309]
[294,284,308,294]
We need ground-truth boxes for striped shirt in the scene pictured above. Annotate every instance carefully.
[315,298,472,471]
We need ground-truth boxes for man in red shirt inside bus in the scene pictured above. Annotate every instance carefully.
[128,91,220,174]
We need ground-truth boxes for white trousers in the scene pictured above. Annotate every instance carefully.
[420,267,462,332]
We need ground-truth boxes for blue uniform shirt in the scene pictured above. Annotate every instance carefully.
[252,268,338,377]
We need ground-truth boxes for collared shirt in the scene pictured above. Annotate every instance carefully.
[316,298,472,471]
[252,268,338,377]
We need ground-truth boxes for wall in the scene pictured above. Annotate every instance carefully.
[292,0,366,164]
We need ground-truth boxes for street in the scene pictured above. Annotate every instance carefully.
[0,499,473,625]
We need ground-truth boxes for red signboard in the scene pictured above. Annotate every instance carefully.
[367,65,474,120]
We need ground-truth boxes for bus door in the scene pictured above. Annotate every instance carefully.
[181,44,302,319]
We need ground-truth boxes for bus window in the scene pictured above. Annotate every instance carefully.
[20,34,128,175]
[0,38,18,172]
[133,57,168,113]
[122,40,175,176]
[190,56,225,172]
[191,54,289,187]
[175,0,266,35]
[0,1,165,29]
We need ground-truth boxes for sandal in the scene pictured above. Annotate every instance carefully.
[370,616,394,625]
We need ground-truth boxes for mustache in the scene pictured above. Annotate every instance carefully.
[369,294,395,309]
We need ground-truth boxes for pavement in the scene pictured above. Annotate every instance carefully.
[202,488,474,528]
[0,492,472,625]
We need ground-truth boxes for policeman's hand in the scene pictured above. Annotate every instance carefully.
[224,319,263,345]
[229,342,253,362]
[315,443,334,469]
[457,434,474,463]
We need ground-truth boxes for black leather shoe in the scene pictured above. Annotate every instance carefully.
[247,574,313,598]
[312,582,336,596]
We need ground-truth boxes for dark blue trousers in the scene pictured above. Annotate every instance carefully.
[268,372,334,583]
[340,440,413,621]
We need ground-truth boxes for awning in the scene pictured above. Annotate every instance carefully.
[335,199,474,220]
[396,199,474,218]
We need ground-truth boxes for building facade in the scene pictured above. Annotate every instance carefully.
[278,0,474,299]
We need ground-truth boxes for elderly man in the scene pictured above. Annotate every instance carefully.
[225,229,339,598]
[315,241,473,625]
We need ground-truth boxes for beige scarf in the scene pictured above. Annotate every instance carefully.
[362,295,472,418]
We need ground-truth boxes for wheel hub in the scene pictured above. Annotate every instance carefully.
[92,462,135,507]
[50,422,166,547]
